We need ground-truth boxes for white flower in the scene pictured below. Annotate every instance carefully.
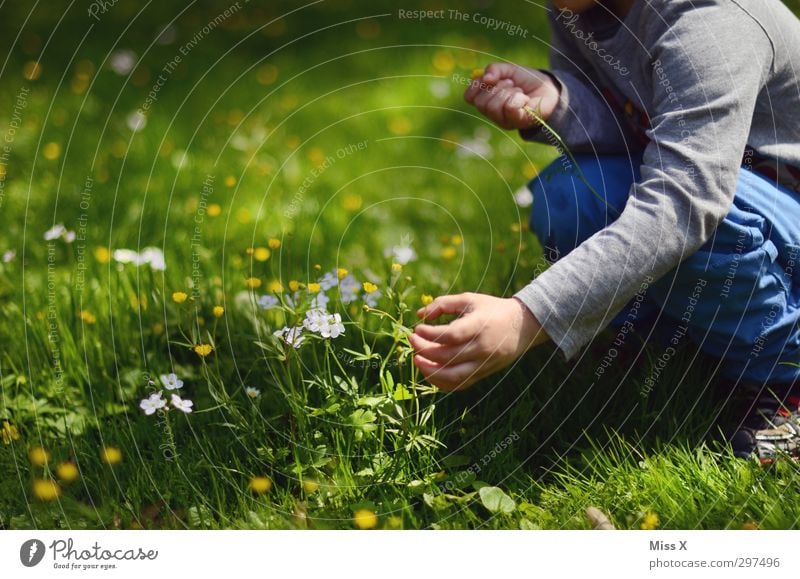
[245,386,261,398]
[303,309,345,339]
[338,275,360,304]
[364,289,382,308]
[457,129,493,159]
[309,292,329,311]
[2,250,15,263]
[140,247,166,271]
[112,248,141,264]
[274,325,305,348]
[160,373,183,391]
[140,392,166,415]
[127,110,147,132]
[109,49,137,75]
[258,294,279,310]
[318,271,338,291]
[321,313,345,338]
[513,184,533,208]
[44,224,66,241]
[321,312,345,339]
[170,394,194,413]
[387,245,417,265]
[63,230,76,243]
[428,79,451,99]
[303,308,327,333]
[113,247,166,271]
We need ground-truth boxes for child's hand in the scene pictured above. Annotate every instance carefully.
[409,293,549,391]
[464,63,561,130]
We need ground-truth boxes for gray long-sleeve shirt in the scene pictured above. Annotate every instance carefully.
[514,0,800,360]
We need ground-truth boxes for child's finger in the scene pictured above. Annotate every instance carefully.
[416,293,474,320]
[487,87,524,127]
[483,62,518,84]
[414,355,481,391]
[408,332,477,365]
[472,78,513,112]
[503,91,534,127]
[414,317,475,344]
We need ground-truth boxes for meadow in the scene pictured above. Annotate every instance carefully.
[2,0,800,530]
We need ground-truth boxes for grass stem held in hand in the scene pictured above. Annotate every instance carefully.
[522,104,621,218]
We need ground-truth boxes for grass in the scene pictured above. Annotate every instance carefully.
[1,0,799,530]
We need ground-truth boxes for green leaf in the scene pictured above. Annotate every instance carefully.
[393,384,414,401]
[347,409,377,432]
[479,486,516,514]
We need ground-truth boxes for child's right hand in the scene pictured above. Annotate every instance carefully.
[464,63,561,130]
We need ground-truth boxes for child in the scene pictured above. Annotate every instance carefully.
[409,0,800,461]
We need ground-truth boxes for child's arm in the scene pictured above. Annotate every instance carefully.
[413,4,774,389]
[408,293,550,391]
[465,8,638,153]
[519,7,639,152]
[515,6,773,361]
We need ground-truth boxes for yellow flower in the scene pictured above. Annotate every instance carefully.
[152,322,164,335]
[470,67,485,80]
[249,476,273,494]
[266,280,283,293]
[267,238,281,250]
[391,263,402,273]
[172,291,188,304]
[79,310,97,324]
[32,479,61,502]
[432,50,454,73]
[42,142,61,160]
[253,247,270,262]
[101,446,122,465]
[640,512,660,530]
[213,306,225,318]
[288,280,302,292]
[336,268,348,279]
[194,343,214,358]
[207,203,222,217]
[2,421,20,444]
[385,515,404,530]
[302,479,319,494]
[362,282,378,294]
[342,194,362,211]
[353,509,378,529]
[23,60,42,81]
[56,462,79,483]
[307,283,321,294]
[441,246,457,260]
[224,175,236,187]
[388,117,411,135]
[29,446,49,467]
[742,522,759,530]
[421,294,434,306]
[451,234,463,245]
[245,277,262,289]
[94,247,111,263]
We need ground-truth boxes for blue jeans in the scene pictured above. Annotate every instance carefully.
[527,154,800,384]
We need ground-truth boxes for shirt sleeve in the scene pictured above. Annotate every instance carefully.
[519,8,636,153]
[515,5,774,360]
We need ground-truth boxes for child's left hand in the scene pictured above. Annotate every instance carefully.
[409,293,549,391]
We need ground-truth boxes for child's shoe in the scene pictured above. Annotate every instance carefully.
[730,384,800,463]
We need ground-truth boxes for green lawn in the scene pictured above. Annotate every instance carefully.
[1,0,798,530]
